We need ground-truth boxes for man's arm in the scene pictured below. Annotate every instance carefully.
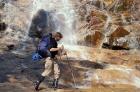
[49,47,61,52]
[50,45,64,52]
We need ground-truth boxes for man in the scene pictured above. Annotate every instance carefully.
[34,32,64,91]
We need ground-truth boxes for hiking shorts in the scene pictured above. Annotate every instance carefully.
[41,57,60,79]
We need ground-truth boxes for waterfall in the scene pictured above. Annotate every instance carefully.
[2,0,77,55]
[99,10,112,49]
[30,0,77,45]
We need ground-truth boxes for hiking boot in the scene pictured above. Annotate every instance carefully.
[34,81,40,91]
[34,76,45,91]
[52,79,59,89]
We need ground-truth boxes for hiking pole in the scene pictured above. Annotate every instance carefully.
[59,48,77,88]
[65,54,77,88]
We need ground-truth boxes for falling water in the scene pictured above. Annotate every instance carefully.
[3,1,32,54]
[1,0,140,90]
[100,0,104,10]
[9,0,78,55]
[121,14,127,24]
[30,0,77,45]
[99,11,112,49]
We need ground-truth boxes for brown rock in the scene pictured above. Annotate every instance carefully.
[85,31,104,46]
[90,11,107,21]
[136,65,140,71]
[129,60,140,66]
[89,16,103,26]
[83,10,107,30]
[110,26,130,37]
[109,26,129,47]
[104,0,114,6]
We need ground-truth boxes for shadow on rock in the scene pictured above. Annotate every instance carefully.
[79,60,106,69]
[58,59,105,88]
[0,74,8,83]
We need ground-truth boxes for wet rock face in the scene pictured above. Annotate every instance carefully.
[0,1,5,9]
[0,0,140,92]
[102,43,130,50]
[28,9,57,38]
[0,22,7,38]
[110,27,130,37]
[0,0,139,49]
[79,60,105,69]
[0,0,32,45]
[103,26,130,50]
[76,0,140,49]
[28,9,48,38]
[136,64,140,71]
[86,11,106,30]
[0,74,7,83]
[7,44,15,50]
[0,22,7,31]
[85,31,104,47]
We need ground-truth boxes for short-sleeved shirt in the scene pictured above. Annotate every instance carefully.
[38,33,58,58]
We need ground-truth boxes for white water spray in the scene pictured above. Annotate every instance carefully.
[30,0,77,45]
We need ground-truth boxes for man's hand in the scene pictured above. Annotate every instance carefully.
[58,45,64,51]
[57,45,67,55]
[60,45,67,55]
[62,50,67,55]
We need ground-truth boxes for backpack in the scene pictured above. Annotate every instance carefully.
[32,53,43,62]
[32,34,52,62]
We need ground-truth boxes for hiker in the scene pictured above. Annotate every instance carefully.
[34,32,65,91]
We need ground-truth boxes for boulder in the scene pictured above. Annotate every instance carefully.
[109,26,129,48]
[110,26,130,37]
[102,26,130,50]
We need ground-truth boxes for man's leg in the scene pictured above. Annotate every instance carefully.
[35,57,53,90]
[34,75,45,91]
[52,60,60,89]
[42,57,53,77]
